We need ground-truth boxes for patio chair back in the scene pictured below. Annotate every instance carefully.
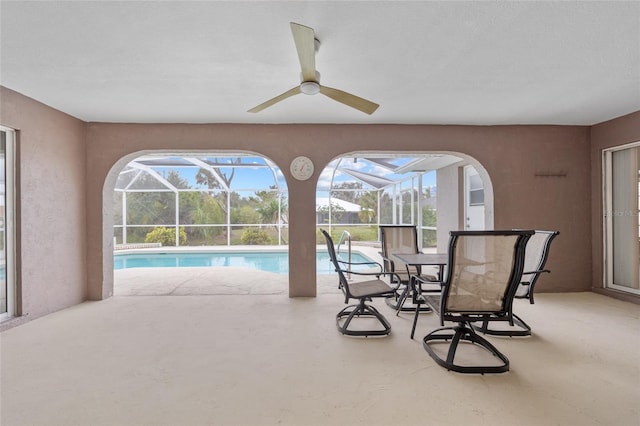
[516,230,560,303]
[440,230,532,321]
[380,225,420,284]
[419,230,533,373]
[322,229,352,301]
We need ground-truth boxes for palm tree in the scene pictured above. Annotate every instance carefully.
[253,189,287,225]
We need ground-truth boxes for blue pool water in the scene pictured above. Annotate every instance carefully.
[114,250,375,274]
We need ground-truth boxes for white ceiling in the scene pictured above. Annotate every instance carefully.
[1,1,638,125]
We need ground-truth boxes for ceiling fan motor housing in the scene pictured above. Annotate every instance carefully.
[300,71,321,95]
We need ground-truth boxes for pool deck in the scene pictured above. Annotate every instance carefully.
[114,244,392,296]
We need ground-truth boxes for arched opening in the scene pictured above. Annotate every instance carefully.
[315,151,494,287]
[104,150,291,296]
[315,152,493,243]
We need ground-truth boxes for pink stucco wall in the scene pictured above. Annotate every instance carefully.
[590,111,640,303]
[0,87,87,329]
[86,123,592,299]
[5,85,630,330]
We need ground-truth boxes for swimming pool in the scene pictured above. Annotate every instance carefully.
[114,250,376,274]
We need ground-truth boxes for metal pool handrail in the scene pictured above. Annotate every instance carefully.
[336,230,352,279]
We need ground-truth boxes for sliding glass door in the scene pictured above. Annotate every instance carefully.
[603,143,640,295]
[0,126,16,320]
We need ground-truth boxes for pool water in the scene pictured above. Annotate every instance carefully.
[114,250,375,274]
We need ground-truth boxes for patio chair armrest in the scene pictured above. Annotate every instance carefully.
[522,269,551,276]
[378,253,396,271]
[336,259,383,273]
[414,273,443,283]
[412,275,444,296]
[384,272,403,290]
[339,269,403,290]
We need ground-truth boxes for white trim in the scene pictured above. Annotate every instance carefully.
[603,150,613,289]
[602,141,640,295]
[0,125,16,321]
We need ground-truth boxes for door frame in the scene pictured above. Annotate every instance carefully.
[0,125,17,321]
[463,165,485,230]
[603,141,640,295]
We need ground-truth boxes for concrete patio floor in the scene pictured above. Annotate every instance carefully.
[113,244,389,297]
[2,290,639,426]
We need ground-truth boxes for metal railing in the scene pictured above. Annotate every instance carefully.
[336,230,352,279]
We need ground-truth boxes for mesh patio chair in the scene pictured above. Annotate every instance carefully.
[472,230,559,337]
[515,230,559,303]
[379,225,439,312]
[321,229,401,337]
[412,230,533,374]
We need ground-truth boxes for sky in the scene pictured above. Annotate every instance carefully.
[126,155,436,194]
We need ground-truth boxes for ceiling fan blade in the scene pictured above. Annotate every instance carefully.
[247,86,301,113]
[319,86,380,115]
[290,22,316,81]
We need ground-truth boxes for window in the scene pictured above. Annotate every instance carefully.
[468,173,484,206]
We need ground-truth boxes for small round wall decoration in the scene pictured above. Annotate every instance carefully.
[290,156,315,181]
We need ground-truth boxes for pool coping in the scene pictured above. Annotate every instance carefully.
[113,244,382,256]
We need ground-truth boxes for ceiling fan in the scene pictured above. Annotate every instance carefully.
[248,22,379,115]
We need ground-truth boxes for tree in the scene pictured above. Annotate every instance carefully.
[194,165,242,215]
[165,170,190,189]
[125,174,175,226]
[422,205,437,227]
[317,202,346,223]
[124,170,192,227]
[401,190,418,224]
[195,158,242,189]
[422,205,437,247]
[189,194,226,242]
[357,190,378,223]
[251,187,287,225]
[378,191,393,223]
[331,181,363,203]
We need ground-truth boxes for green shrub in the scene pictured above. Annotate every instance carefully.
[145,226,187,246]
[241,228,272,245]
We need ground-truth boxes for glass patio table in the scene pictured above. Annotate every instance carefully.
[393,252,448,337]
[392,253,448,283]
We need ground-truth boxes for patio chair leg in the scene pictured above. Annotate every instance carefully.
[471,314,532,337]
[411,302,421,339]
[337,300,392,337]
[387,287,432,314]
[385,287,407,310]
[422,323,510,374]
